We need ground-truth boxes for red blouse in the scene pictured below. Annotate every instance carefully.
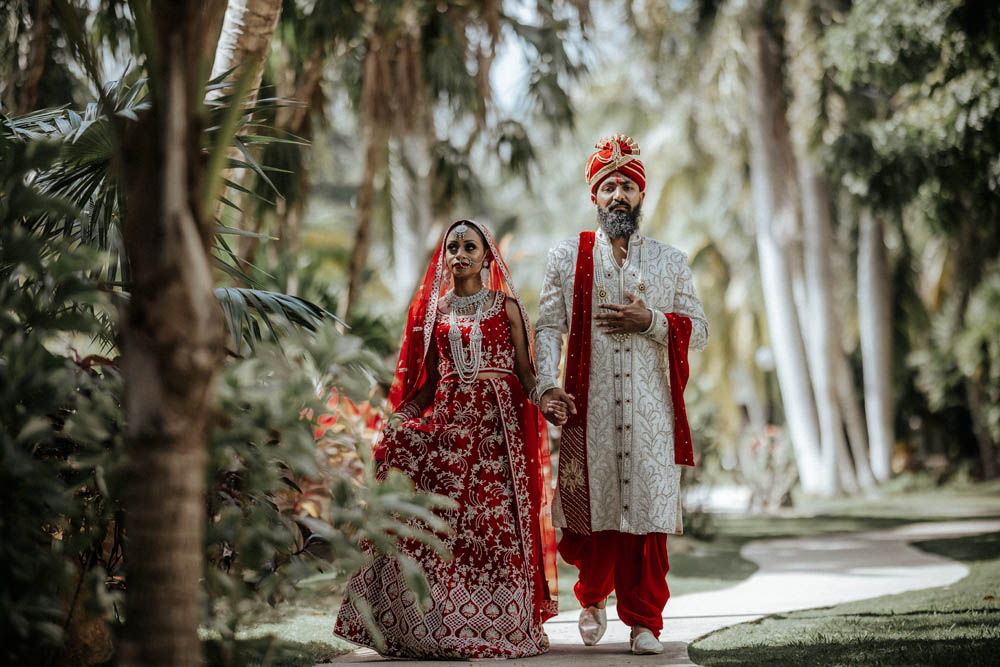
[436,291,515,379]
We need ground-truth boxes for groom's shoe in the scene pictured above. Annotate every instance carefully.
[630,628,664,655]
[578,605,607,646]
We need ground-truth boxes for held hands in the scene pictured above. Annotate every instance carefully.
[595,290,652,335]
[539,387,577,426]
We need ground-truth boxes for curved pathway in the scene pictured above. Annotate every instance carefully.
[324,518,1000,666]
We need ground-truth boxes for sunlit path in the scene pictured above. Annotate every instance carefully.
[323,519,1000,666]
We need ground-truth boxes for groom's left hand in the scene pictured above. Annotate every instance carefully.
[596,291,652,334]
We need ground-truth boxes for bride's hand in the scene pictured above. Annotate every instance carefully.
[540,388,575,426]
[545,400,568,425]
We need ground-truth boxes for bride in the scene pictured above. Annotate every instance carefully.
[334,219,561,659]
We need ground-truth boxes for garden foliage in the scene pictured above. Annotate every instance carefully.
[1,87,447,665]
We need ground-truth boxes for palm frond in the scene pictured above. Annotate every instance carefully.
[215,287,346,356]
[4,70,341,349]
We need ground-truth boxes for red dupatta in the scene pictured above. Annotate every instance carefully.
[380,219,559,621]
[560,231,696,535]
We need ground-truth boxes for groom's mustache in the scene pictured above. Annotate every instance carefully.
[608,200,631,212]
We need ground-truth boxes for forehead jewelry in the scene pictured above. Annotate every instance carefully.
[453,223,469,240]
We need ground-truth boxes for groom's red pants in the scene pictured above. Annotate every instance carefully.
[558,530,670,637]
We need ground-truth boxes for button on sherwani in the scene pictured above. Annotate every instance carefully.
[534,228,708,535]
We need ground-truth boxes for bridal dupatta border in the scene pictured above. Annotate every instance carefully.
[559,232,696,535]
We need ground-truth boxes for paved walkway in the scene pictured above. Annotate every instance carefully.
[323,518,1000,666]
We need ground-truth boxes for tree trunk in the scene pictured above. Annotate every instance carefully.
[17,0,52,113]
[211,0,283,266]
[857,208,895,481]
[116,3,228,666]
[746,23,825,494]
[799,166,847,496]
[968,378,998,479]
[835,348,877,490]
[210,0,283,95]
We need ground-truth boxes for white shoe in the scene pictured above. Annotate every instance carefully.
[578,605,607,646]
[630,629,664,655]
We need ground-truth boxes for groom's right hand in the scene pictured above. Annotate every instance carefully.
[540,388,577,426]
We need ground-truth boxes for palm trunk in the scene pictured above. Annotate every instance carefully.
[746,23,825,494]
[835,349,877,490]
[17,0,52,113]
[117,3,227,666]
[968,379,998,479]
[857,207,894,481]
[211,0,283,268]
[210,0,283,95]
[800,165,847,496]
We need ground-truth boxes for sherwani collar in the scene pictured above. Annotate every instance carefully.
[595,226,643,247]
[595,227,643,268]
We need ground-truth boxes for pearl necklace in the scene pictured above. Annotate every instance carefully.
[594,236,646,343]
[447,289,488,382]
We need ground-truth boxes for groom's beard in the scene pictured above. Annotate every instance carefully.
[597,200,642,239]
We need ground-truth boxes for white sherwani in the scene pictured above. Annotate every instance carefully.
[534,228,708,535]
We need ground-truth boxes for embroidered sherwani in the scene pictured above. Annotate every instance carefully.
[534,228,708,535]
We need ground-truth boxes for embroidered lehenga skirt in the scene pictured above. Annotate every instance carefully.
[334,374,551,659]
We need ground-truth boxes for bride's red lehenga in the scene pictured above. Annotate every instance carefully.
[333,220,558,659]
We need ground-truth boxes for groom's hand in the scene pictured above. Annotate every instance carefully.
[540,388,576,426]
[596,290,652,334]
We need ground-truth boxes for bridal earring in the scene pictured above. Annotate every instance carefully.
[481,261,490,286]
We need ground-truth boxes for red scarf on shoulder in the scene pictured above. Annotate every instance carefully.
[559,231,695,535]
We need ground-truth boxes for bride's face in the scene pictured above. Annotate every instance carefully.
[445,225,489,278]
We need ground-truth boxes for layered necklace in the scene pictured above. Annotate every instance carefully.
[593,235,646,343]
[446,287,490,382]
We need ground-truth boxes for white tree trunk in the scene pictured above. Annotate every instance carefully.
[746,26,825,493]
[210,0,283,95]
[858,208,895,481]
[835,347,877,490]
[800,166,848,496]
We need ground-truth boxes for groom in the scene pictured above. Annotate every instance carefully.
[533,134,708,655]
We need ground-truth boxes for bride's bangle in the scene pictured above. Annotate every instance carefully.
[396,403,420,420]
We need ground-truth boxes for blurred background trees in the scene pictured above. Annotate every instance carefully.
[1,0,998,663]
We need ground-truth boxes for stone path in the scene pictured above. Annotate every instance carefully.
[323,518,1000,666]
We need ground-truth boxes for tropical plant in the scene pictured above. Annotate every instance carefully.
[201,326,454,663]
[825,0,1000,478]
[1,109,447,666]
[1,132,125,666]
[2,69,337,352]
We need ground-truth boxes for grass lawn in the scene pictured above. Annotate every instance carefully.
[688,530,1000,667]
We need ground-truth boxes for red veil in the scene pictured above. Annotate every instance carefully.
[384,219,559,622]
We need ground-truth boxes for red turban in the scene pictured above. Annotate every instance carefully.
[585,134,646,194]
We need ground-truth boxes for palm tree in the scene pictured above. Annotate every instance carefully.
[112,3,228,664]
[5,75,335,355]
[744,13,828,494]
[338,0,589,320]
[211,0,284,95]
[857,208,894,481]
